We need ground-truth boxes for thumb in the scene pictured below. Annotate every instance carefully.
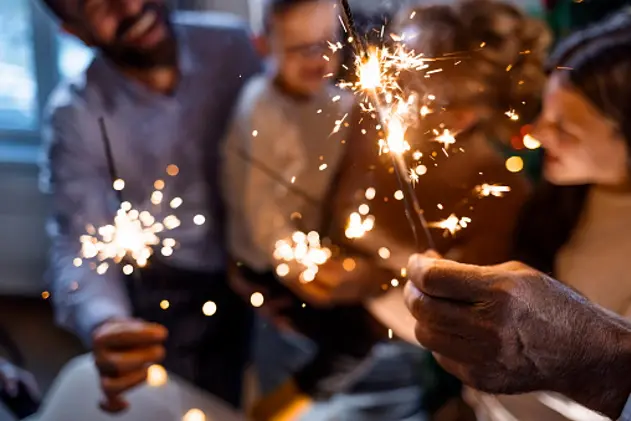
[408,255,492,303]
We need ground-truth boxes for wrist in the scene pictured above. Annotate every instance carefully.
[564,312,631,419]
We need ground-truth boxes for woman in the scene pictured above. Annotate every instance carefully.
[468,9,631,421]
[516,8,631,317]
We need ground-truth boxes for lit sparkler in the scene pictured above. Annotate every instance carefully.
[274,231,332,283]
[79,196,183,275]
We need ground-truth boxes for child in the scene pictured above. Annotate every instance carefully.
[222,1,423,419]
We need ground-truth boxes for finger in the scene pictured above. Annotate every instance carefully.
[407,255,493,303]
[405,281,477,330]
[432,353,469,384]
[94,321,168,349]
[101,368,149,397]
[20,372,42,400]
[0,364,19,398]
[100,395,129,413]
[423,249,443,259]
[95,345,166,377]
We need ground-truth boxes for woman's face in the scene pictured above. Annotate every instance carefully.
[533,72,629,186]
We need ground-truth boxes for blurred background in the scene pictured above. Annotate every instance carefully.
[0,0,581,419]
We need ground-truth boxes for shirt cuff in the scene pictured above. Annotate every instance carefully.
[74,299,131,347]
[620,396,631,421]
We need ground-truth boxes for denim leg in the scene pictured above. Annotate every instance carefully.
[253,316,318,396]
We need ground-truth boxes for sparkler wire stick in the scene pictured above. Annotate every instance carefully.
[99,118,123,204]
[339,0,436,250]
[97,118,185,420]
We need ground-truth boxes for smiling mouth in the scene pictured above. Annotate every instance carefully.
[124,10,159,43]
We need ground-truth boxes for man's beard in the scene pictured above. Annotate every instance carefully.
[100,2,178,70]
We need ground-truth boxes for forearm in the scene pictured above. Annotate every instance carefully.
[562,312,631,419]
[50,241,132,345]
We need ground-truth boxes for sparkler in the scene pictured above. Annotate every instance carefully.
[338,3,436,250]
[77,119,206,277]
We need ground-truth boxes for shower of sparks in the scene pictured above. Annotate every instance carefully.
[475,184,512,198]
[78,170,199,275]
[429,214,472,236]
[274,231,332,283]
[80,204,178,273]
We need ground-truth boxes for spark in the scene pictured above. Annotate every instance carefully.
[273,231,332,283]
[409,168,420,186]
[505,109,520,121]
[476,184,511,198]
[434,129,456,149]
[429,214,472,236]
[345,212,375,239]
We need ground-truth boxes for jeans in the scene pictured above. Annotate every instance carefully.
[253,317,427,421]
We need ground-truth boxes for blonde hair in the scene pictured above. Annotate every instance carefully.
[395,0,551,139]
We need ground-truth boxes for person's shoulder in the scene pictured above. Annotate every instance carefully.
[45,59,108,124]
[234,75,278,120]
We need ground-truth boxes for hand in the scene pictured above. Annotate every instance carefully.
[404,255,631,419]
[93,319,167,413]
[0,359,40,400]
[284,258,387,307]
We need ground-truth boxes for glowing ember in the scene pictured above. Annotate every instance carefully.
[434,129,456,149]
[476,184,511,198]
[429,214,472,236]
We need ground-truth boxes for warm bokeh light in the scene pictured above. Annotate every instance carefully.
[505,156,525,173]
[147,364,168,387]
[202,301,217,316]
[113,179,125,191]
[160,300,170,310]
[182,409,206,421]
[250,292,265,308]
[523,134,541,150]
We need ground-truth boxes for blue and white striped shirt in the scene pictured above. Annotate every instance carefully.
[40,13,261,343]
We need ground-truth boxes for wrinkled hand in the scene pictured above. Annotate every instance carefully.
[93,319,167,413]
[0,359,40,400]
[404,254,631,419]
[284,257,388,307]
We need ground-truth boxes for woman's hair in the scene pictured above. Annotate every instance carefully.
[393,0,551,141]
[514,9,631,274]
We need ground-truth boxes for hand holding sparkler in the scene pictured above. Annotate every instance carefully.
[93,319,168,413]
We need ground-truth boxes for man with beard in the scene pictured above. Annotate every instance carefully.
[39,0,260,412]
